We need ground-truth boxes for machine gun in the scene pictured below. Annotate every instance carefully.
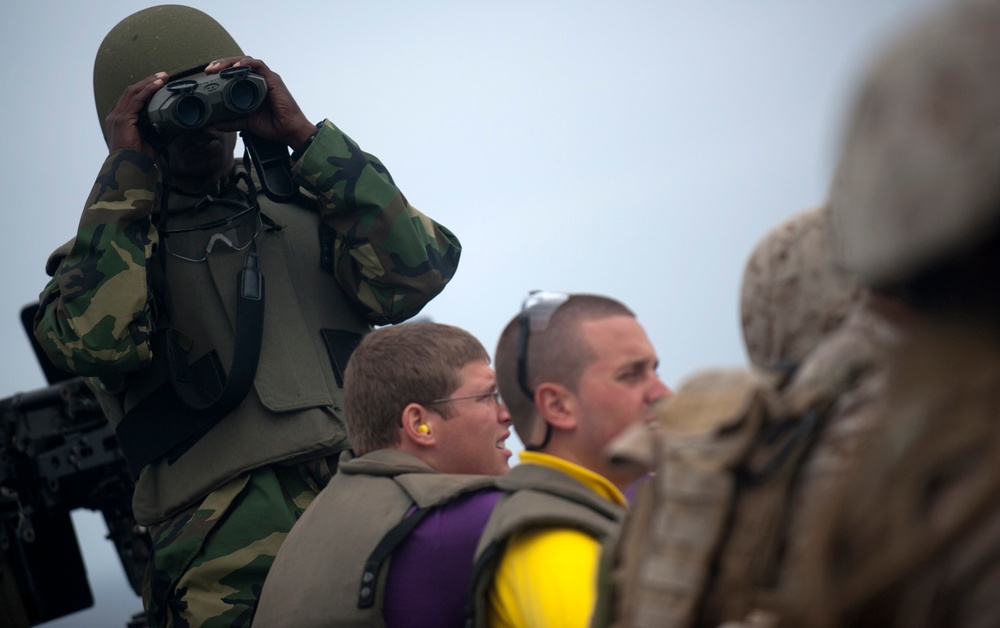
[0,305,149,626]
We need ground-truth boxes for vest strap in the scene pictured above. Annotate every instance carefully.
[321,329,363,388]
[358,507,432,609]
[116,243,265,478]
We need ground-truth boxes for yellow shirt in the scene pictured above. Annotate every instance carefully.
[486,452,627,628]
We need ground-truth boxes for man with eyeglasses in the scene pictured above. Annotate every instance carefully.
[32,5,460,626]
[254,322,511,626]
[467,292,672,627]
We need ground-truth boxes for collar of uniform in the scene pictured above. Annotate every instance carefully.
[164,167,258,214]
[517,450,627,507]
[339,448,437,478]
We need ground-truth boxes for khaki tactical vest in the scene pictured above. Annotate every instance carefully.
[599,318,887,628]
[253,449,497,627]
[90,175,370,524]
[467,463,626,628]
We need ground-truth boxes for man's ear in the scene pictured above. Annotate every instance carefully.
[535,382,577,431]
[400,402,436,447]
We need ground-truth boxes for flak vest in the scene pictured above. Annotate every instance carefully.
[467,463,626,628]
[88,177,370,524]
[252,449,497,627]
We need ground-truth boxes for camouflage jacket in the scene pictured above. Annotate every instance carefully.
[34,118,461,389]
[31,120,461,522]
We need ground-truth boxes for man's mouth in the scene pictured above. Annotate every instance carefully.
[497,431,512,457]
[173,130,221,149]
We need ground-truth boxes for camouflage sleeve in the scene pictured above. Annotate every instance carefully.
[291,119,461,325]
[33,150,159,388]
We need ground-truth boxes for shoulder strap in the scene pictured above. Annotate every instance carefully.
[465,481,623,628]
[358,507,433,609]
[115,172,267,478]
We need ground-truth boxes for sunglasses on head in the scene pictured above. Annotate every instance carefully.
[516,290,569,450]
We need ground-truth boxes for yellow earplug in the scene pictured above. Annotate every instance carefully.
[417,425,429,435]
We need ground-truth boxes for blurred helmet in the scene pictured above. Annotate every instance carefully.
[829,0,1000,287]
[740,205,865,369]
[93,4,243,141]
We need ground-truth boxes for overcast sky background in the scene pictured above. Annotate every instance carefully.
[2,1,943,625]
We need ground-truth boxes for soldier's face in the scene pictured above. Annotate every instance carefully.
[572,316,671,488]
[429,360,513,476]
[162,128,237,191]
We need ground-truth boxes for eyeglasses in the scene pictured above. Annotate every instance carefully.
[427,390,503,406]
[162,196,262,263]
[516,290,570,400]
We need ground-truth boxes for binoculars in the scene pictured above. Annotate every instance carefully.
[146,66,267,137]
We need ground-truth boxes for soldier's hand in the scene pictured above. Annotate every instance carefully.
[205,56,317,153]
[105,72,168,160]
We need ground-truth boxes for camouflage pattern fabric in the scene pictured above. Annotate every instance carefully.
[295,120,461,324]
[775,305,897,560]
[739,206,864,370]
[34,118,461,388]
[597,207,893,628]
[779,1,1000,625]
[599,313,894,628]
[32,116,458,624]
[827,0,1000,286]
[35,150,159,388]
[784,323,1000,628]
[143,462,321,628]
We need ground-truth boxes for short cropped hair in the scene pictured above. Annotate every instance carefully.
[344,322,489,456]
[495,294,635,440]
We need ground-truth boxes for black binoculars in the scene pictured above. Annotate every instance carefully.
[146,66,267,137]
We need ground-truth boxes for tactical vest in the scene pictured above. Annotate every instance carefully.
[467,462,626,628]
[599,320,887,628]
[90,175,370,525]
[252,449,497,627]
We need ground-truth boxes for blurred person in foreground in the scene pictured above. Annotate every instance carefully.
[32,5,460,626]
[782,0,1000,625]
[465,292,672,627]
[254,322,511,626]
[595,205,900,628]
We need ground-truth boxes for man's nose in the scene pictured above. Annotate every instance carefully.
[648,377,672,402]
[497,404,512,424]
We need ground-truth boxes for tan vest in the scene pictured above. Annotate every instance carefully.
[253,450,497,627]
[94,185,369,524]
[467,463,626,628]
[599,314,889,628]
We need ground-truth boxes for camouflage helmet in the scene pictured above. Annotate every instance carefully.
[829,0,1000,287]
[93,5,243,142]
[740,205,865,369]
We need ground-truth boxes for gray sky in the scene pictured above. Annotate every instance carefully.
[1,1,942,625]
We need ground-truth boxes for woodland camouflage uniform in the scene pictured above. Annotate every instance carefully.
[33,6,460,627]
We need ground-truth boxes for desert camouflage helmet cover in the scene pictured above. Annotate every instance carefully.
[93,4,243,142]
[829,0,1000,286]
[740,205,865,370]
